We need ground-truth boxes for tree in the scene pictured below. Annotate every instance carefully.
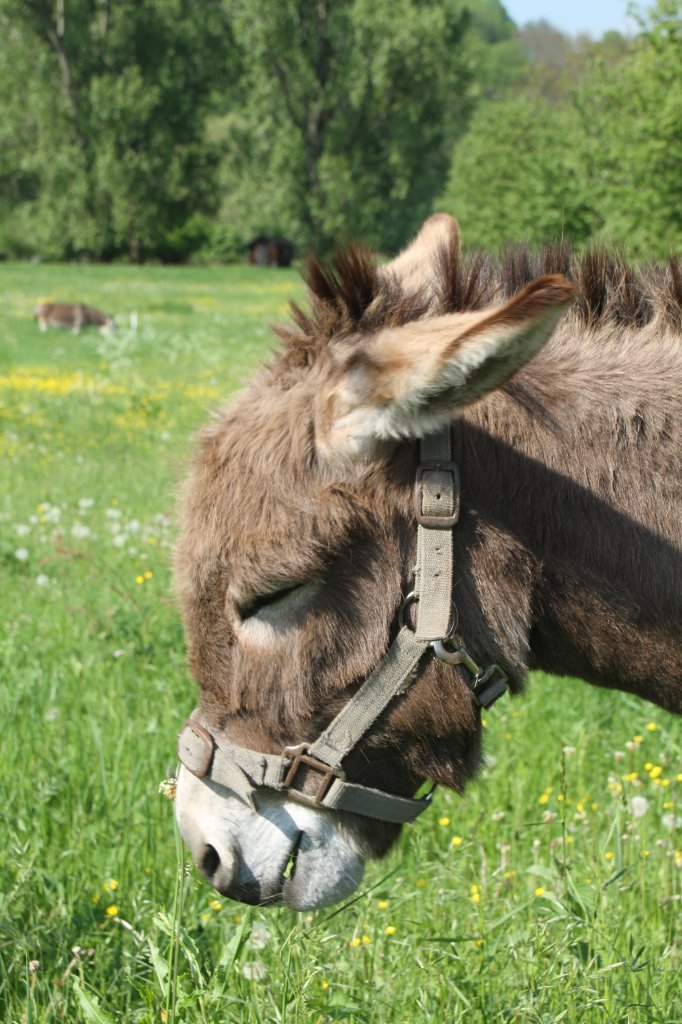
[573,0,682,258]
[218,0,471,255]
[0,0,237,260]
[437,96,596,250]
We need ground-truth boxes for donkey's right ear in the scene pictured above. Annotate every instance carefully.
[315,275,573,461]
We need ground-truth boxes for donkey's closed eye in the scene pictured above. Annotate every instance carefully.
[239,584,304,620]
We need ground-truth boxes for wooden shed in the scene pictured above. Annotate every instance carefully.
[247,235,295,268]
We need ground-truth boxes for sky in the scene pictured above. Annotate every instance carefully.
[503,0,639,37]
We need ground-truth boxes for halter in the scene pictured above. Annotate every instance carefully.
[177,428,509,824]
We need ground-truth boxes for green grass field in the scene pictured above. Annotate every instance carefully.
[1,262,680,1024]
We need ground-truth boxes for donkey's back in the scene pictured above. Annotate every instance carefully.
[34,301,115,334]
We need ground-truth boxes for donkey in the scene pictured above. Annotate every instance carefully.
[173,214,681,910]
[34,301,115,334]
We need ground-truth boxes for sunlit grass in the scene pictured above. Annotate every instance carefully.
[0,261,680,1023]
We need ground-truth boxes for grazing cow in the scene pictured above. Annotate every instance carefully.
[34,302,115,334]
[173,214,681,910]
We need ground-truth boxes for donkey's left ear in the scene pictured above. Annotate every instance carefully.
[317,275,573,458]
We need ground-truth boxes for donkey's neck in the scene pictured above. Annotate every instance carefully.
[454,325,682,712]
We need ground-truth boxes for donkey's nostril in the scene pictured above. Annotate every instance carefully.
[197,842,237,894]
[200,844,220,880]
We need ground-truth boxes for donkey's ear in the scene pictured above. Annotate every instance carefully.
[317,275,573,458]
[381,212,460,293]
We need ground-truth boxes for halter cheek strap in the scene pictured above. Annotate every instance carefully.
[177,427,509,824]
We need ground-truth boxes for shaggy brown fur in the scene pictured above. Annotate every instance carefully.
[175,220,681,856]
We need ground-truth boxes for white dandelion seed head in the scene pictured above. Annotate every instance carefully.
[248,923,271,950]
[630,796,649,818]
[242,961,267,982]
[15,547,29,561]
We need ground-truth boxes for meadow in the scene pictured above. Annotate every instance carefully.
[0,261,680,1024]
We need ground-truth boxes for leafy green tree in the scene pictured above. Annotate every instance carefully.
[218,0,471,255]
[574,0,682,258]
[438,96,596,250]
[0,0,236,260]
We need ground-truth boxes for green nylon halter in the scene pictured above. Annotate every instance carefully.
[177,427,508,824]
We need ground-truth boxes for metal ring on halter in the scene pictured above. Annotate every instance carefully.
[399,591,419,629]
[399,592,459,638]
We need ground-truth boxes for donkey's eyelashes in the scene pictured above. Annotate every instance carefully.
[238,583,304,620]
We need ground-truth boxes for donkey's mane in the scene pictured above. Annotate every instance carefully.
[273,232,682,377]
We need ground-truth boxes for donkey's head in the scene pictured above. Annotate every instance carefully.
[174,215,573,909]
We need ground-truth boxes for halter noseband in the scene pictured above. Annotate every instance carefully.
[177,428,508,824]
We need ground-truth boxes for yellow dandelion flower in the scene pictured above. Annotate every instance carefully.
[451,835,463,847]
[385,926,397,936]
[633,735,643,743]
[362,934,371,945]
[471,892,481,904]
[481,718,488,729]
[143,570,153,579]
[534,886,546,897]
[348,936,361,948]
[470,884,479,894]
[576,802,585,813]
[233,915,241,923]
[209,899,222,911]
[649,765,663,779]
[663,801,673,810]
[438,816,450,827]
[645,722,657,731]
[200,912,210,924]
[642,850,651,858]
[503,870,516,879]
[676,774,682,782]
[135,574,144,585]
[91,893,100,904]
[604,851,615,861]
[644,762,653,771]
[591,803,599,810]
[674,851,682,868]
[108,879,118,891]
[539,794,549,806]
[660,778,670,787]
[416,878,426,889]
[565,835,574,844]
[321,979,329,990]
[377,899,389,910]
[106,905,119,917]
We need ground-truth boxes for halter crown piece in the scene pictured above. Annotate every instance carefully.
[177,428,509,824]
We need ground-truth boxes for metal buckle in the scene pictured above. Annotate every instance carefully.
[282,744,346,806]
[413,461,461,529]
[471,664,509,708]
[178,720,215,778]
